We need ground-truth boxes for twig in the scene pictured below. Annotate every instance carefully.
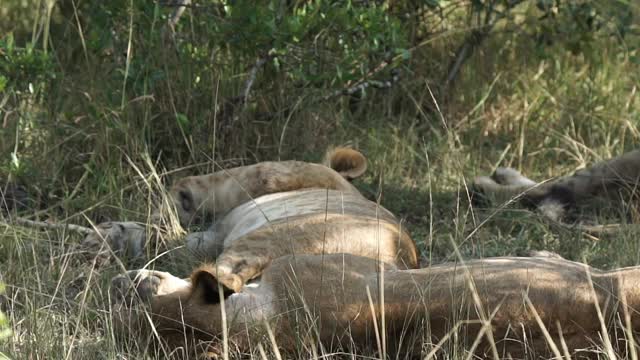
[442,29,489,95]
[160,1,206,8]
[441,0,526,95]
[322,68,401,100]
[241,56,271,108]
[166,0,192,31]
[0,216,93,235]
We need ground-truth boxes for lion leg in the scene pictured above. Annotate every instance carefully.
[210,251,273,293]
[82,222,146,262]
[471,173,567,220]
[110,269,191,306]
[470,176,543,207]
[110,269,206,355]
[472,167,542,201]
[491,167,537,187]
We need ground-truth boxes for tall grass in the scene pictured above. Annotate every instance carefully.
[1,0,639,358]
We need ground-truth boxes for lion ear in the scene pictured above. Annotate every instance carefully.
[324,147,367,180]
[190,265,235,304]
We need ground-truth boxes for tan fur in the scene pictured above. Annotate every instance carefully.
[152,148,418,292]
[162,148,366,227]
[112,149,416,286]
[472,150,640,221]
[187,188,417,292]
[113,253,640,358]
[109,149,640,357]
[322,147,367,180]
[81,221,146,259]
[553,149,640,198]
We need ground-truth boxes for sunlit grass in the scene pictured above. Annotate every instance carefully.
[1,0,640,358]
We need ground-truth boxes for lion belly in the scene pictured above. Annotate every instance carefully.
[195,189,417,269]
[213,189,397,245]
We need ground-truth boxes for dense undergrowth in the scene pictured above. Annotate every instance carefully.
[1,0,639,358]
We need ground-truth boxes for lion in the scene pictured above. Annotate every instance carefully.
[111,251,640,358]
[103,148,640,358]
[97,148,418,293]
[161,147,371,227]
[471,149,640,224]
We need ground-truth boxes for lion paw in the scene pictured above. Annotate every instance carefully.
[82,222,146,260]
[492,167,536,187]
[110,269,189,306]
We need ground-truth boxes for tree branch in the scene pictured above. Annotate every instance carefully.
[242,56,271,108]
[1,216,94,235]
[166,0,192,31]
[441,0,526,95]
[323,68,401,100]
[442,29,489,95]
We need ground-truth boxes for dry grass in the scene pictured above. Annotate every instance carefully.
[1,0,640,358]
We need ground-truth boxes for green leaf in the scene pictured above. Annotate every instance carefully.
[398,48,411,61]
[176,113,189,127]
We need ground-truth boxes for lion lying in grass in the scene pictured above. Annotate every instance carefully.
[113,251,640,358]
[103,147,417,286]
[84,148,418,289]
[104,148,640,358]
[472,149,640,226]
[154,147,418,292]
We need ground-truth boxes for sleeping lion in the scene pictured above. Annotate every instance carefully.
[472,149,640,225]
[112,251,640,358]
[103,148,640,358]
[84,148,418,290]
